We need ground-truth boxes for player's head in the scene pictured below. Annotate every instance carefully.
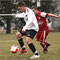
[17,2,26,12]
[31,6,38,15]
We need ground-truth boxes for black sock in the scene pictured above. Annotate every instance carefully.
[28,43,38,55]
[18,38,25,50]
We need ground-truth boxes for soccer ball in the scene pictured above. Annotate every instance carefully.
[10,45,19,53]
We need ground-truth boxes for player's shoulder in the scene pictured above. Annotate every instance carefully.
[38,11,48,17]
[26,7,33,13]
[38,11,46,14]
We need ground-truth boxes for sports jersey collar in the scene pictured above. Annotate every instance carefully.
[24,7,29,13]
[36,11,41,16]
[36,12,39,16]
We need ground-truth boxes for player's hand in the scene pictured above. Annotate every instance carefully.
[58,14,60,17]
[22,30,25,33]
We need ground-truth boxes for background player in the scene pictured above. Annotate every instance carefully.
[31,6,60,54]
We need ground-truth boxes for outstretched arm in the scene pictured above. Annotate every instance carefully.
[58,14,60,17]
[48,13,59,18]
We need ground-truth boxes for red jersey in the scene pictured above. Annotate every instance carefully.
[36,12,49,31]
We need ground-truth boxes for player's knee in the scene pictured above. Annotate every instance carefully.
[26,40,29,44]
[16,32,19,37]
[26,39,31,44]
[16,32,22,40]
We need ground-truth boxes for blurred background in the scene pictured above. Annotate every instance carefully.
[0,0,60,34]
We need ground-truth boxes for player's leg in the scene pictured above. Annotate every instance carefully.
[16,32,27,54]
[36,27,41,41]
[25,30,40,59]
[44,30,51,48]
[39,31,48,54]
[44,41,51,48]
[36,31,40,41]
[26,37,40,59]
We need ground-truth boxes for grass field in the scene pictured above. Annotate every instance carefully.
[0,32,60,60]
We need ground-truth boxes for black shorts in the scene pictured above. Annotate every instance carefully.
[20,29,37,39]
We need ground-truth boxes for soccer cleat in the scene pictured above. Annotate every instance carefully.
[43,50,48,54]
[18,49,27,55]
[46,44,51,48]
[30,55,40,59]
[43,48,48,54]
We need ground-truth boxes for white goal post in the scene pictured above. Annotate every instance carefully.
[0,14,24,18]
[0,14,16,16]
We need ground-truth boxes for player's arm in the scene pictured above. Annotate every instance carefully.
[15,13,24,18]
[58,14,60,17]
[48,13,59,18]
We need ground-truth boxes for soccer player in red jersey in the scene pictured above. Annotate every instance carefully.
[31,6,60,54]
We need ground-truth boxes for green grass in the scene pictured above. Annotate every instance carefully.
[0,32,60,60]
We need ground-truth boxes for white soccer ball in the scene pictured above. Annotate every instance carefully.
[10,45,19,53]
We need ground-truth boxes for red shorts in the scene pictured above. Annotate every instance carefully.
[36,28,49,43]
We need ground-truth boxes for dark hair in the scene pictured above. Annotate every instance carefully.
[17,2,26,7]
[31,6,37,10]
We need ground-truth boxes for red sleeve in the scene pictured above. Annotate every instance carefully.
[46,13,48,18]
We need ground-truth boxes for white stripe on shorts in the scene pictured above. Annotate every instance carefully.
[43,31,46,42]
